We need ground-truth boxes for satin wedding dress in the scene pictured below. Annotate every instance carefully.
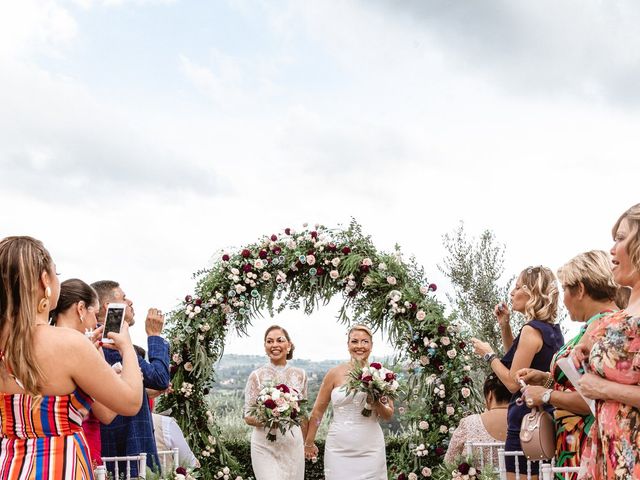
[324,387,387,480]
[244,363,307,480]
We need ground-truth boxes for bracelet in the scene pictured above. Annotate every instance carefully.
[543,373,554,389]
[304,443,315,448]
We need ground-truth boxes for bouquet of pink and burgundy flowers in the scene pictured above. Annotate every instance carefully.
[248,382,306,441]
[344,361,401,417]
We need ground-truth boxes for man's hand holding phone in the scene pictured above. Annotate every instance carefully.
[145,308,165,336]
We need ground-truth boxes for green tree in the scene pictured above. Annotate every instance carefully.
[439,222,523,355]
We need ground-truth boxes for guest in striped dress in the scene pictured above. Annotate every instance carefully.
[0,236,143,479]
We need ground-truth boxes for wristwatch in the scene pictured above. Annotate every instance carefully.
[483,352,497,363]
[542,389,552,405]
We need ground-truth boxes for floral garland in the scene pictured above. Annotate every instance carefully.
[157,220,475,479]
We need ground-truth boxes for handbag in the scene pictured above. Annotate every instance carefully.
[519,405,556,460]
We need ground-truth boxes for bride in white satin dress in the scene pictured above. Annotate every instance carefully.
[244,325,308,480]
[304,325,394,480]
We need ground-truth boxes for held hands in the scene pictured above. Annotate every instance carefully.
[470,338,493,357]
[304,443,319,462]
[516,368,548,386]
[494,302,511,327]
[146,308,165,336]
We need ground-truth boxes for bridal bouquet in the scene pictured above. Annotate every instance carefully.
[248,382,306,441]
[344,361,400,417]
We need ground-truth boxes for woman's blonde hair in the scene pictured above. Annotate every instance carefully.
[347,324,373,340]
[519,266,558,323]
[0,236,51,395]
[612,203,640,274]
[557,250,618,302]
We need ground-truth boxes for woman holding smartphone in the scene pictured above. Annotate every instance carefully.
[50,278,119,469]
[0,236,143,479]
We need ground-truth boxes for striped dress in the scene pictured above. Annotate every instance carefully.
[0,388,95,479]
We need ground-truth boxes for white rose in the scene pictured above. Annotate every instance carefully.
[184,362,194,372]
[423,337,430,347]
[447,349,457,359]
[306,255,316,265]
[409,473,418,480]
[439,425,448,433]
[378,262,387,270]
[186,305,193,312]
[446,405,455,416]
[193,306,202,314]
[223,467,230,475]
[461,387,471,398]
[330,270,340,280]
[416,310,426,321]
[262,271,271,281]
[386,276,397,285]
[254,259,264,269]
[422,467,432,477]
[362,257,373,266]
[231,268,240,275]
[176,475,185,480]
[188,312,196,319]
[468,468,476,476]
[441,336,451,346]
[287,240,296,249]
[420,285,429,295]
[418,420,429,430]
[331,257,341,267]
[419,355,429,366]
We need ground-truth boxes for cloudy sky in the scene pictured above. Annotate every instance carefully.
[1,0,639,360]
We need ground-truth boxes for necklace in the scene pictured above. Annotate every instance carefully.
[490,406,508,410]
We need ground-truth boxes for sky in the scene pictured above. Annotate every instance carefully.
[1,0,639,360]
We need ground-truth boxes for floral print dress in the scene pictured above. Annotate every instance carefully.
[579,310,640,479]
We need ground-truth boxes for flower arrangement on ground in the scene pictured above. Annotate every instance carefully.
[344,361,401,416]
[247,382,306,441]
[429,455,498,480]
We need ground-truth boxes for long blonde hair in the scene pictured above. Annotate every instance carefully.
[0,236,51,394]
[519,266,559,323]
[612,203,640,274]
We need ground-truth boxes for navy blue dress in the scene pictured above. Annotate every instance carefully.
[501,320,564,474]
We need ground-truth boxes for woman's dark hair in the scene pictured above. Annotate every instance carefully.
[50,278,98,325]
[483,373,511,404]
[264,325,295,360]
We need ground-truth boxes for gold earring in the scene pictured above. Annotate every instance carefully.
[37,286,52,314]
[80,315,85,323]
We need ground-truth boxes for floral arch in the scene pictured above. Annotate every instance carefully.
[158,221,475,479]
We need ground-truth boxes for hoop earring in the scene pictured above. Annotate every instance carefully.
[37,286,52,314]
[80,315,85,323]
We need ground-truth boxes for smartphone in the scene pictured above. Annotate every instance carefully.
[102,303,126,344]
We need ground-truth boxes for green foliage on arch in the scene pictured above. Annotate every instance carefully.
[158,221,476,479]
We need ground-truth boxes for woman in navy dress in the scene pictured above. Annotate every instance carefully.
[472,266,564,479]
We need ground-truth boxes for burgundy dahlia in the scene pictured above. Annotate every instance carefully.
[437,325,446,335]
[259,249,268,259]
[271,234,278,241]
[458,462,471,474]
[285,228,291,235]
[194,298,202,306]
[435,447,445,456]
[397,474,407,480]
[243,264,252,273]
[428,283,437,292]
[184,295,192,303]
[316,267,325,275]
[370,362,382,370]
[327,242,337,252]
[264,399,277,409]
[176,467,187,475]
[459,341,466,349]
[241,249,251,258]
[385,372,396,381]
[275,383,290,393]
[273,246,282,255]
[222,253,230,261]
[310,231,318,239]
[361,375,373,383]
[341,246,351,255]
[360,265,370,273]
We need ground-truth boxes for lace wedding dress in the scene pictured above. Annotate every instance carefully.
[324,387,387,480]
[244,363,308,480]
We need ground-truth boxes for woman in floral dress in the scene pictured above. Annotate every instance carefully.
[574,204,640,479]
[519,250,622,478]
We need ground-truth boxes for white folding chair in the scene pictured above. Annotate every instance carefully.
[157,448,179,475]
[540,463,581,480]
[102,452,147,479]
[94,466,107,480]
[464,441,505,469]
[498,448,541,480]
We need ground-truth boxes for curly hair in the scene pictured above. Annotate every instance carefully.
[519,265,559,323]
[612,203,640,274]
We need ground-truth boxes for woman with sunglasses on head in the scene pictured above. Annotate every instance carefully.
[517,251,623,478]
[472,266,564,480]
[243,325,307,480]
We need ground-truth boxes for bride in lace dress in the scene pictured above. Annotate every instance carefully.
[304,325,394,480]
[244,325,308,480]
